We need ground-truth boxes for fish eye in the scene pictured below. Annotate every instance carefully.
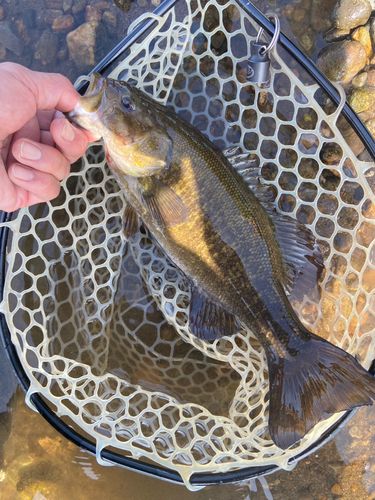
[121,96,135,111]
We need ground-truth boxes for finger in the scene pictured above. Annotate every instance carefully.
[40,130,54,147]
[37,110,55,131]
[11,138,70,181]
[50,118,89,164]
[8,162,62,209]
[1,62,80,113]
[0,159,18,212]
[54,110,101,143]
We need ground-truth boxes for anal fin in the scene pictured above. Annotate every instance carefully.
[189,285,240,341]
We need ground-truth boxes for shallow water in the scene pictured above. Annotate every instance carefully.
[1,0,375,498]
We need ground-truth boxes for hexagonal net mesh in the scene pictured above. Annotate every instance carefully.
[1,0,375,489]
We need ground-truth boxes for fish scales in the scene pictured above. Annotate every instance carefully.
[68,74,375,450]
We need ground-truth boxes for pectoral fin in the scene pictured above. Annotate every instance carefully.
[139,177,188,227]
[189,285,240,340]
[122,204,139,240]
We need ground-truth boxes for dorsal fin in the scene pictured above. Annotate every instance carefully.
[227,150,324,302]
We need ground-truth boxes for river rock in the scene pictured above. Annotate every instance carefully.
[367,68,375,86]
[365,118,375,139]
[102,10,116,28]
[62,0,72,12]
[0,6,4,21]
[43,9,63,24]
[330,0,372,32]
[72,0,86,14]
[52,14,74,32]
[34,29,59,64]
[0,21,24,56]
[311,0,336,32]
[324,27,351,42]
[347,85,375,113]
[352,26,372,60]
[317,40,367,84]
[66,21,106,71]
[85,5,102,22]
[46,0,64,8]
[352,71,368,86]
[93,1,111,10]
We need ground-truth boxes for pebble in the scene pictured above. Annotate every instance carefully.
[71,0,86,15]
[43,9,63,24]
[151,0,161,5]
[293,8,306,23]
[317,40,367,84]
[368,68,375,86]
[324,27,350,42]
[46,0,64,8]
[85,5,102,22]
[352,72,368,87]
[347,86,375,113]
[62,0,72,12]
[66,21,106,70]
[52,14,74,32]
[34,29,59,64]
[348,425,362,438]
[329,0,372,32]
[137,0,148,7]
[352,26,372,60]
[0,21,24,56]
[57,47,67,59]
[102,10,116,28]
[93,1,111,10]
[0,6,4,21]
[331,483,342,495]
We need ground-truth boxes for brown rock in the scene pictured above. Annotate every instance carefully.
[102,10,116,28]
[52,14,74,32]
[352,72,368,87]
[347,85,375,113]
[293,8,306,23]
[66,21,106,71]
[352,26,372,60]
[324,26,350,42]
[137,0,148,7]
[93,1,111,10]
[311,0,335,32]
[72,0,86,14]
[34,29,59,64]
[62,0,72,12]
[331,483,342,495]
[85,5,101,22]
[44,9,63,24]
[317,40,367,84]
[0,6,4,20]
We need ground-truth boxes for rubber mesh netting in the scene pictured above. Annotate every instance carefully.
[1,0,375,489]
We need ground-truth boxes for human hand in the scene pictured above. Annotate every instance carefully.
[0,62,95,212]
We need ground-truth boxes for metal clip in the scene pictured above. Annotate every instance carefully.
[247,14,280,86]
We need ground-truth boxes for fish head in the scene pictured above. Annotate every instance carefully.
[68,73,172,177]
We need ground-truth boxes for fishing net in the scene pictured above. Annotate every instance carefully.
[1,0,375,490]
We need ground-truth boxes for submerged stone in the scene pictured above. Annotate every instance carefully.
[35,30,59,65]
[0,21,24,56]
[66,21,106,71]
[329,0,372,32]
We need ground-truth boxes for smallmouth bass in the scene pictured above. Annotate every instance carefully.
[68,73,375,449]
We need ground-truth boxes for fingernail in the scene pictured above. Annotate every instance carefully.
[21,141,42,161]
[12,164,34,181]
[61,120,75,142]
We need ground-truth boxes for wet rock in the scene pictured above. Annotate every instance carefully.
[0,21,24,56]
[151,0,161,5]
[113,0,132,12]
[324,27,350,42]
[211,31,225,49]
[352,71,368,87]
[137,0,148,6]
[102,10,116,28]
[330,0,372,32]
[347,85,375,113]
[43,9,63,24]
[71,0,86,15]
[317,40,367,84]
[93,1,111,10]
[67,21,106,71]
[35,29,59,65]
[15,18,30,46]
[52,14,74,32]
[331,483,342,495]
[311,0,335,32]
[352,26,372,60]
[0,6,4,21]
[300,33,314,53]
[18,9,36,29]
[85,5,101,22]
[62,0,72,12]
[57,46,67,59]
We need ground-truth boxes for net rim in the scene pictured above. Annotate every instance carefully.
[1,0,375,486]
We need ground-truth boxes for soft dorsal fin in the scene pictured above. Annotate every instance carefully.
[189,284,241,341]
[227,150,324,303]
[139,176,188,228]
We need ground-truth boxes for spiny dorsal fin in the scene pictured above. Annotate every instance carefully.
[189,284,241,341]
[122,204,139,240]
[139,176,188,228]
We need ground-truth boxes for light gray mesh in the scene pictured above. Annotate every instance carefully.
[1,0,375,490]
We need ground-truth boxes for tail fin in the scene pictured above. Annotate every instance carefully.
[268,336,375,450]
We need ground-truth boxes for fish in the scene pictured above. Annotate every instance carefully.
[68,73,375,449]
